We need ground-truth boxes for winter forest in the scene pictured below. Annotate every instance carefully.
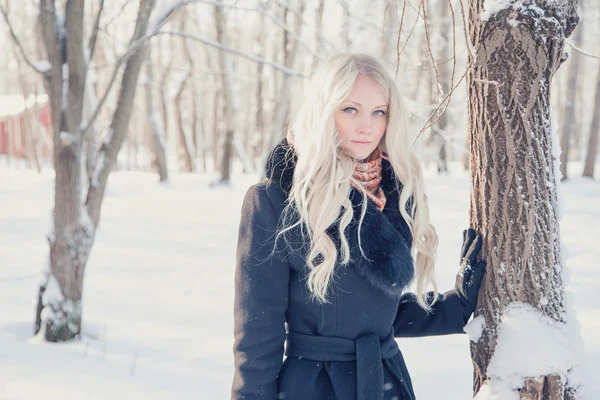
[0,0,598,399]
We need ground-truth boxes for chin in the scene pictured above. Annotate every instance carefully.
[352,147,377,161]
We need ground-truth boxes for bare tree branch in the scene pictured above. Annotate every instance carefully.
[81,0,311,137]
[415,67,469,143]
[0,2,47,75]
[79,0,180,136]
[394,0,407,71]
[457,0,477,62]
[155,31,305,76]
[88,0,105,62]
[99,0,133,33]
[421,0,440,97]
[86,0,157,224]
[395,0,422,72]
[566,40,600,59]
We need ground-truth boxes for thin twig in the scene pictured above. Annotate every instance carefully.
[88,0,105,62]
[421,0,440,99]
[458,0,477,62]
[396,0,422,66]
[395,0,407,76]
[80,0,187,136]
[0,2,47,75]
[566,40,600,59]
[414,67,469,143]
[447,0,458,117]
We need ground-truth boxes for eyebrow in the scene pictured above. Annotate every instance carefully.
[344,100,388,108]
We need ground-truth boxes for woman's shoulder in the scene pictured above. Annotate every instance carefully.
[242,180,288,216]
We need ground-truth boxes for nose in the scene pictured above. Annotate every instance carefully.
[358,115,373,136]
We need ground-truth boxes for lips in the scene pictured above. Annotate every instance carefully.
[352,140,372,145]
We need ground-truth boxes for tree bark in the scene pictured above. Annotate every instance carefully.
[582,61,599,178]
[467,0,580,397]
[38,0,88,342]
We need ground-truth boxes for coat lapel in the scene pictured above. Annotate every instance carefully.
[265,140,415,297]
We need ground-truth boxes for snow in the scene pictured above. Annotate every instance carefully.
[0,162,598,399]
[91,151,105,188]
[465,315,486,343]
[481,0,548,21]
[485,302,584,390]
[61,63,69,112]
[0,94,49,117]
[33,60,52,73]
[59,131,76,145]
[482,0,514,21]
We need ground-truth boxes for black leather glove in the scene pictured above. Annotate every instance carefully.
[455,228,487,323]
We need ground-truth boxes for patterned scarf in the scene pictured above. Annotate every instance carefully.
[350,148,387,211]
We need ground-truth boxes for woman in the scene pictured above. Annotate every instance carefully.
[231,54,486,400]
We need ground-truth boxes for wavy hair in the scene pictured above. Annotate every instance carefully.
[275,53,439,310]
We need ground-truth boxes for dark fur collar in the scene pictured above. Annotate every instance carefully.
[265,139,415,297]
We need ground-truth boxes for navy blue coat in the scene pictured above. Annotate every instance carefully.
[231,141,467,400]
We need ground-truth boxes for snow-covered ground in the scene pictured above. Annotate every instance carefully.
[0,163,598,399]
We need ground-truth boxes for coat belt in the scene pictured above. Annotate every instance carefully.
[285,331,400,400]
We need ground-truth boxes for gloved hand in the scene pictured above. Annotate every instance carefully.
[455,228,487,323]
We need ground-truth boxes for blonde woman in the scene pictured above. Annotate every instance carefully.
[231,53,486,400]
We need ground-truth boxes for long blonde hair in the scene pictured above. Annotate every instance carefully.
[276,53,438,310]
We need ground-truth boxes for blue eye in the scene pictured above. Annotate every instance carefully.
[374,110,387,116]
[342,107,357,113]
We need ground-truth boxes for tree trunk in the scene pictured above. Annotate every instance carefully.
[145,45,168,182]
[159,37,172,142]
[34,0,156,342]
[434,0,450,173]
[175,15,194,172]
[467,0,580,397]
[264,1,305,165]
[174,68,194,172]
[582,61,599,178]
[341,0,351,51]
[83,63,99,183]
[254,22,265,168]
[559,19,583,181]
[214,4,235,182]
[382,0,398,64]
[311,0,325,70]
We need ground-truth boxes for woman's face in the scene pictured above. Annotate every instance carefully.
[334,74,388,161]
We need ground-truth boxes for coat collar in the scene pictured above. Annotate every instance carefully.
[265,139,415,297]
